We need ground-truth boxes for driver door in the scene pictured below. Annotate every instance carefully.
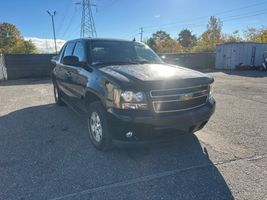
[67,41,89,112]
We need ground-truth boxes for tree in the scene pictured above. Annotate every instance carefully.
[146,30,171,52]
[206,16,223,46]
[10,39,36,54]
[177,29,197,48]
[146,30,172,52]
[152,30,171,43]
[193,16,223,52]
[146,37,157,52]
[244,27,267,43]
[222,30,242,43]
[0,23,22,53]
[157,39,182,53]
[258,28,267,43]
[0,22,36,54]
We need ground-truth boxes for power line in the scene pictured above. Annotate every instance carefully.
[68,23,81,39]
[127,32,140,40]
[76,0,97,38]
[122,28,140,38]
[144,8,267,32]
[142,10,267,37]
[142,0,267,30]
[96,0,119,13]
[60,8,78,39]
[56,1,72,36]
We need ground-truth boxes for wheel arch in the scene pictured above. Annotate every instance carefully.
[84,89,105,111]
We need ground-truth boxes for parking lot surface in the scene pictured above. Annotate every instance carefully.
[0,71,267,200]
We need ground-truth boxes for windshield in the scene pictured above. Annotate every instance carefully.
[89,40,163,66]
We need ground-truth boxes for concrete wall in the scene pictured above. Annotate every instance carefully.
[0,55,7,80]
[159,53,215,70]
[215,43,267,69]
[4,54,55,80]
[2,53,215,80]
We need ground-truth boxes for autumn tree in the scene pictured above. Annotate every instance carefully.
[222,30,242,43]
[177,29,197,48]
[206,16,223,46]
[244,28,258,42]
[157,39,182,53]
[244,27,267,43]
[193,16,223,52]
[146,30,180,53]
[151,30,171,43]
[258,28,267,42]
[0,22,36,54]
[10,39,36,54]
[146,37,157,52]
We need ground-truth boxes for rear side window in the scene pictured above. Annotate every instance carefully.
[63,42,75,57]
[73,42,86,62]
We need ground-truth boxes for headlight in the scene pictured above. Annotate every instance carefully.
[121,91,145,102]
[114,89,148,110]
[209,84,213,98]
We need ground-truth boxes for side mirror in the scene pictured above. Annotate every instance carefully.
[62,56,80,66]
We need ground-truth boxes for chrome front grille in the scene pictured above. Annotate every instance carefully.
[150,85,209,113]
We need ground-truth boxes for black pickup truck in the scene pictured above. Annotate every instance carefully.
[51,38,215,151]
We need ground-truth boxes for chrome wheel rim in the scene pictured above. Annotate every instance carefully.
[89,112,102,142]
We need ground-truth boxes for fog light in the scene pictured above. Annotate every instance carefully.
[126,131,133,138]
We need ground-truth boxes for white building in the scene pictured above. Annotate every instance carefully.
[215,42,267,69]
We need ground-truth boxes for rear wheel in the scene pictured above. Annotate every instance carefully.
[53,84,65,106]
[87,101,112,151]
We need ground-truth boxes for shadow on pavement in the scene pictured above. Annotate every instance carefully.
[0,104,233,200]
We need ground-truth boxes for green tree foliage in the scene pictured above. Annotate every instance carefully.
[147,17,267,53]
[191,16,223,52]
[152,30,171,43]
[206,16,223,45]
[244,27,267,43]
[177,29,197,48]
[157,39,182,53]
[146,30,182,53]
[222,30,242,43]
[146,37,157,52]
[244,28,258,42]
[258,29,267,43]
[10,39,36,54]
[0,22,36,54]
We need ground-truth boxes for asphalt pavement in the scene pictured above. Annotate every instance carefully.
[0,71,266,200]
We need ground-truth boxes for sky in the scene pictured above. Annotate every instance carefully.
[1,0,267,46]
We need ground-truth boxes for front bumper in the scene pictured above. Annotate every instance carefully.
[107,98,216,141]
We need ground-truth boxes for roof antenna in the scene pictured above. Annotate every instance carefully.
[133,37,136,42]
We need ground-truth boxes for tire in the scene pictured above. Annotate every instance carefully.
[87,101,112,151]
[53,83,65,106]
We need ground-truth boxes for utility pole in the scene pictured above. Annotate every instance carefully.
[76,0,97,38]
[140,27,144,42]
[47,10,57,54]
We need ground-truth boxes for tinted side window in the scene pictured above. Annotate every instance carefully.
[63,42,75,57]
[73,42,86,62]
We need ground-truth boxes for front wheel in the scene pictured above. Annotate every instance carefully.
[53,84,65,106]
[87,101,112,151]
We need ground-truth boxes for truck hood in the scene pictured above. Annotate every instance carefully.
[99,64,213,88]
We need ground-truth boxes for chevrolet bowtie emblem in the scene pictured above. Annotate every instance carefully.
[179,94,193,101]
